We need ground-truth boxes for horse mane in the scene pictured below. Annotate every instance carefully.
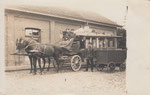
[21,37,39,45]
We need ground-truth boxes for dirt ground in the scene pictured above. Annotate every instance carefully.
[5,67,126,95]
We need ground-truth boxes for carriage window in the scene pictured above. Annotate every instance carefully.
[118,38,126,49]
[85,38,90,48]
[25,28,41,42]
[99,38,105,48]
[108,38,115,48]
[80,37,86,49]
[92,38,97,48]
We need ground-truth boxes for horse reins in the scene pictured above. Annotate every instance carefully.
[23,40,46,54]
[23,39,38,50]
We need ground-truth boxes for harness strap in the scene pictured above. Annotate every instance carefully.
[24,40,37,50]
[39,44,47,55]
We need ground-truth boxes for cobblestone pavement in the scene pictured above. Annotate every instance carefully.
[5,67,126,95]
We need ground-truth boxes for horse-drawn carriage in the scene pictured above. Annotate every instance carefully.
[56,26,127,72]
[14,26,126,74]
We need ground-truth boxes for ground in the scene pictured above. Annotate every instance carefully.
[5,67,126,95]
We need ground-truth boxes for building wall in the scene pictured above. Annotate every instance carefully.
[54,21,81,43]
[5,11,83,66]
[5,12,51,66]
[5,13,16,66]
[5,10,116,66]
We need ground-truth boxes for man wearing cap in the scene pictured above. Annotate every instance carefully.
[85,43,94,72]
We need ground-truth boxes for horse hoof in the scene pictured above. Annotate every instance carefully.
[29,72,32,74]
[40,72,42,75]
[33,73,36,75]
[41,71,46,74]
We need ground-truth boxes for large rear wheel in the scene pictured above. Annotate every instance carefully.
[71,55,82,71]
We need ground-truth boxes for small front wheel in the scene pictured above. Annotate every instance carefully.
[108,63,116,71]
[119,64,126,71]
[96,64,104,71]
[71,55,82,71]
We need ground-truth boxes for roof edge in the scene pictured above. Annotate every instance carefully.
[5,7,122,28]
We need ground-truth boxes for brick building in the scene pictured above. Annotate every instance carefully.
[5,5,121,66]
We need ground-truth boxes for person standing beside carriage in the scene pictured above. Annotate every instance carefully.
[85,42,95,72]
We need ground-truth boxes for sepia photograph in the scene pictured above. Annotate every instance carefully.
[0,0,150,95]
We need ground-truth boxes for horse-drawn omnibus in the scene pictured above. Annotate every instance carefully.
[58,26,127,72]
[14,26,126,74]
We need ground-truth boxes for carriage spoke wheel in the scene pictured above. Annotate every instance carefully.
[96,64,104,71]
[71,55,82,71]
[119,64,126,71]
[108,63,116,71]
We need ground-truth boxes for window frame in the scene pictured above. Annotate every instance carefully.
[25,27,41,42]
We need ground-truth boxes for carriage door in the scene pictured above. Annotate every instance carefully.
[25,28,41,42]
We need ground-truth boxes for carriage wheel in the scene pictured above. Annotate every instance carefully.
[119,64,126,71]
[108,63,116,71]
[96,64,104,71]
[71,55,82,71]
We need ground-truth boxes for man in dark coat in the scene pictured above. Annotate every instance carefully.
[86,43,94,72]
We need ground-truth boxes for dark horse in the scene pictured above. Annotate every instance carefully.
[16,38,62,74]
[16,33,76,74]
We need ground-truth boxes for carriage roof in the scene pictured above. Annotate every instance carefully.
[72,27,122,38]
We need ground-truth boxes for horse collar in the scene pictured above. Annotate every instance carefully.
[24,40,35,50]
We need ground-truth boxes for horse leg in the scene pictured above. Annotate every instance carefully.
[47,57,51,71]
[29,55,33,73]
[38,57,42,75]
[52,58,56,68]
[56,58,59,73]
[53,55,59,72]
[33,56,37,75]
[42,57,46,71]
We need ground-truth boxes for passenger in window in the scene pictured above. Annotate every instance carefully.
[80,37,86,49]
[66,28,70,32]
[108,39,114,48]
[99,40,104,48]
[93,39,96,48]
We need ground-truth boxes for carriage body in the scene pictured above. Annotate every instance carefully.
[94,48,127,71]
[60,27,127,71]
[95,49,126,64]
